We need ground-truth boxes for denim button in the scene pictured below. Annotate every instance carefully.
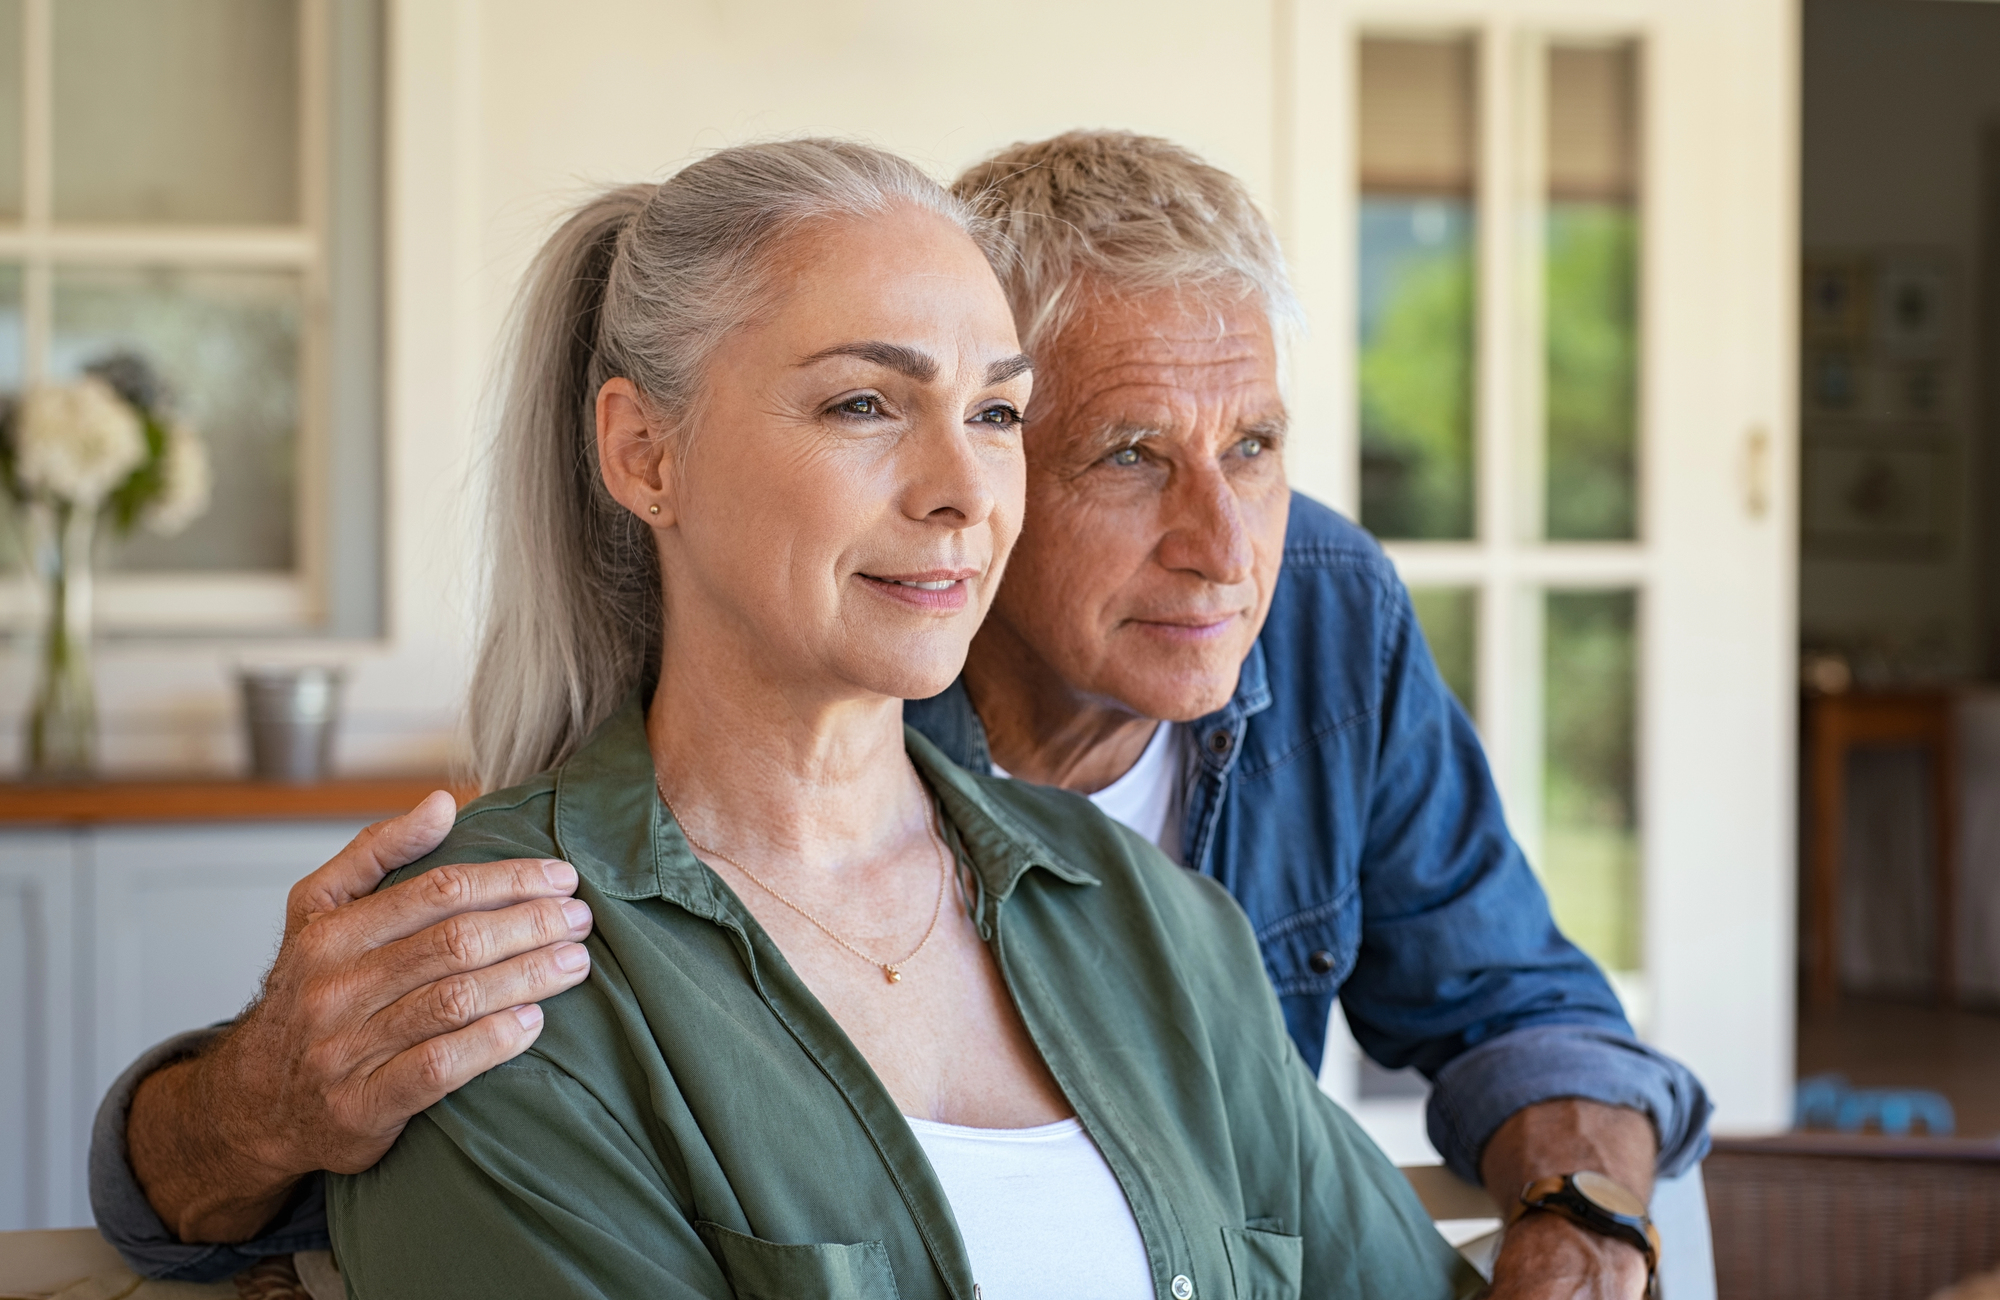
[1308,949,1336,974]
[1171,1276,1194,1300]
[1207,730,1231,755]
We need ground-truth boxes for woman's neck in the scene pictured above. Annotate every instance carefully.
[644,634,926,875]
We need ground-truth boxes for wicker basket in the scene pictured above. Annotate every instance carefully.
[1707,1134,2000,1299]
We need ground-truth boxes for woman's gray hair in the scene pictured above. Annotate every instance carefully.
[952,130,1302,357]
[469,139,1000,792]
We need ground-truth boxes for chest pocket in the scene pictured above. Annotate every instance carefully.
[1260,889,1361,999]
[1221,1225,1304,1300]
[698,1222,902,1300]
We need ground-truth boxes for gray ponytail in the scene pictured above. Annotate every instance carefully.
[468,140,1001,792]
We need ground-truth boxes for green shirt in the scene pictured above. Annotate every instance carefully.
[327,703,1481,1300]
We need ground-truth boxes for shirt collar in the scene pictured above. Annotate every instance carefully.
[551,699,1096,918]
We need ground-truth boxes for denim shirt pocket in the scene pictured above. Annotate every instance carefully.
[1257,885,1361,998]
[1221,1225,1304,1300]
[697,1222,903,1300]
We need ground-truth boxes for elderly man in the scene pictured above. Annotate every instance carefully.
[94,132,1707,1298]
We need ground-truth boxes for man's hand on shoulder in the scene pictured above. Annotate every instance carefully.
[125,792,594,1244]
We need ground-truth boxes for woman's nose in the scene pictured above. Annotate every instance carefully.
[906,415,1002,528]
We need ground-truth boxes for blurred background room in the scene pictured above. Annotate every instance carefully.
[0,0,1996,1295]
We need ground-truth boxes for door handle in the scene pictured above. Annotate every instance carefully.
[1743,425,1771,519]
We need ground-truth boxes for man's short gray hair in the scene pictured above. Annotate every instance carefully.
[952,130,1302,357]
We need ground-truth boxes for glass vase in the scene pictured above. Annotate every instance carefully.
[27,501,97,776]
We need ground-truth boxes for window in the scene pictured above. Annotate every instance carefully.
[1358,32,1647,995]
[0,0,381,634]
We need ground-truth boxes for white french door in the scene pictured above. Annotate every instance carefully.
[1280,0,1798,1137]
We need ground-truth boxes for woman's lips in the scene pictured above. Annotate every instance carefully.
[856,568,977,613]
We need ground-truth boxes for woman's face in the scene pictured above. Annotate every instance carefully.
[599,204,1030,705]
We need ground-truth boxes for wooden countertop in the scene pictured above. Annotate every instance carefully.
[0,775,473,825]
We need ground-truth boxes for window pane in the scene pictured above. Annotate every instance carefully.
[52,265,300,571]
[1543,589,1640,972]
[1409,585,1478,719]
[0,0,23,220]
[1358,37,1477,541]
[1545,42,1640,541]
[54,0,299,224]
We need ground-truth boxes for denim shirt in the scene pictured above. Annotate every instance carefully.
[912,492,1710,1186]
[89,492,1708,1284]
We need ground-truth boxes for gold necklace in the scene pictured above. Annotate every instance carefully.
[654,775,950,985]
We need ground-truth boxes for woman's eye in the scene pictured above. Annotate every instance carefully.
[972,404,1022,427]
[1108,446,1143,468]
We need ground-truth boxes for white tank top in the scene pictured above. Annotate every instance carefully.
[904,1116,1154,1300]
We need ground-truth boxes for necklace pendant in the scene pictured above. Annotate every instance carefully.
[884,966,902,984]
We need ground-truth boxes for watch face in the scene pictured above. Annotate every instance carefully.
[1573,1171,1647,1218]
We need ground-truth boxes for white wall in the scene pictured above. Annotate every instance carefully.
[1799,0,2000,676]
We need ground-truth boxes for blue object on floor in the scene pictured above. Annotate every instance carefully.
[1793,1072,1955,1136]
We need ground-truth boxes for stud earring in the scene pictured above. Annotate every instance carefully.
[648,504,660,516]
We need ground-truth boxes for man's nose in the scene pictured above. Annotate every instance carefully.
[1158,463,1253,585]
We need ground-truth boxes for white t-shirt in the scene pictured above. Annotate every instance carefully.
[905,1116,1153,1300]
[991,721,1186,860]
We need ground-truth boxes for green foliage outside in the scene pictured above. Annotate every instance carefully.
[1359,236,1475,540]
[1546,204,1638,541]
[1541,589,1640,973]
[1409,586,1478,720]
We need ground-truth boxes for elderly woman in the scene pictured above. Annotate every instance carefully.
[326,140,1478,1300]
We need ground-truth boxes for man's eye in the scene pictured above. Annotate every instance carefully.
[1108,447,1143,467]
[838,395,880,417]
[1238,437,1265,457]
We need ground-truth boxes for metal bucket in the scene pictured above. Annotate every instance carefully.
[239,666,344,783]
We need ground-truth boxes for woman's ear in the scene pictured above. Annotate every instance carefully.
[596,377,676,526]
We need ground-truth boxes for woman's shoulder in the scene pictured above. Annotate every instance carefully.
[380,772,562,891]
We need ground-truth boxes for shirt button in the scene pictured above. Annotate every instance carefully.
[1172,1276,1195,1300]
[1309,949,1337,974]
[1207,730,1232,755]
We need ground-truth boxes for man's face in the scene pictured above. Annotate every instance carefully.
[977,285,1291,723]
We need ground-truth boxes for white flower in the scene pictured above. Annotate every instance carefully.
[15,378,146,509]
[143,421,211,536]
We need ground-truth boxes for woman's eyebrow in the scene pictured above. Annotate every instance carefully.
[798,341,938,381]
[986,353,1033,385]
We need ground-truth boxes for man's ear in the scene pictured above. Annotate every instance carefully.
[596,377,676,526]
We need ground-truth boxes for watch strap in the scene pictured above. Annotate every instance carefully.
[1519,1173,1661,1297]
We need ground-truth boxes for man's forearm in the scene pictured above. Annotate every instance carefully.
[127,1040,304,1244]
[1480,1099,1657,1298]
[1480,1097,1657,1214]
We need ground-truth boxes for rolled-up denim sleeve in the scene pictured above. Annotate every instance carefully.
[89,1025,331,1282]
[1426,1023,1714,1186]
[1337,570,1711,1185]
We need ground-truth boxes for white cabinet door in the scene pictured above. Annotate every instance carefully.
[87,822,368,1115]
[0,832,78,1231]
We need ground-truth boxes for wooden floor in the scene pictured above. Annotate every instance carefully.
[1796,995,2000,1138]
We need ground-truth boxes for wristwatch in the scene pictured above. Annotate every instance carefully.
[1518,1171,1661,1298]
